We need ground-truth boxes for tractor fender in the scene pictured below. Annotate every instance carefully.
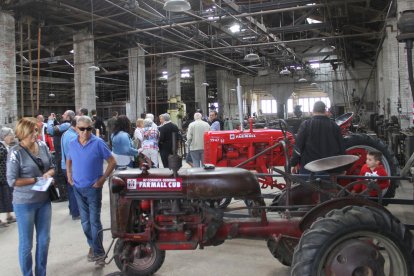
[299,197,391,232]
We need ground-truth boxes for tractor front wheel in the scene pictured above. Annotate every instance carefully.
[291,205,413,276]
[114,239,165,276]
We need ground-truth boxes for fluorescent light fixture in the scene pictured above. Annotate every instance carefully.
[306,18,322,24]
[280,68,291,75]
[181,68,190,73]
[244,53,260,62]
[310,62,320,69]
[162,71,168,74]
[163,0,191,12]
[298,77,307,82]
[230,88,236,92]
[64,59,74,68]
[88,65,100,71]
[229,23,240,33]
[242,36,257,40]
[181,72,190,78]
[48,59,58,64]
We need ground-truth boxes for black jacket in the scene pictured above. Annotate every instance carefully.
[159,122,179,153]
[290,115,345,167]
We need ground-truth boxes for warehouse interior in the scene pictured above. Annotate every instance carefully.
[2,0,414,275]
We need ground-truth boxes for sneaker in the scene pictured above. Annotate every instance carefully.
[87,248,94,262]
[95,256,106,267]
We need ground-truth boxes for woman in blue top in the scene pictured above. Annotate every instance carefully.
[7,117,55,276]
[111,115,138,168]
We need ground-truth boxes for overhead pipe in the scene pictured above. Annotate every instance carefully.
[136,32,380,57]
[27,19,34,117]
[19,21,24,118]
[68,0,366,44]
[36,26,41,113]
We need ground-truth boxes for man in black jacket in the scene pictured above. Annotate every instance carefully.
[158,113,179,168]
[290,101,345,174]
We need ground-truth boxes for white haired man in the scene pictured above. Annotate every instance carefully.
[187,113,210,167]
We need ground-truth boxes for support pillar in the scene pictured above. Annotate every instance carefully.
[73,31,96,112]
[217,70,233,120]
[194,63,207,113]
[167,56,182,128]
[0,12,17,126]
[167,56,180,99]
[128,47,146,121]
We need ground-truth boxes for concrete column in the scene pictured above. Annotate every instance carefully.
[167,56,180,99]
[128,47,146,121]
[217,70,232,119]
[73,31,96,112]
[194,63,207,113]
[0,12,17,126]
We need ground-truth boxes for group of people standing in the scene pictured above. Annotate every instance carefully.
[0,107,114,276]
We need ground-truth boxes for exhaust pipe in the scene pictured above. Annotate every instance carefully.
[236,78,244,132]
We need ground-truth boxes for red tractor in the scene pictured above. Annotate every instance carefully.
[204,112,399,201]
[108,150,413,275]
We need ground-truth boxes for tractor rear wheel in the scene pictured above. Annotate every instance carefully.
[291,205,413,276]
[344,134,399,198]
[114,239,165,276]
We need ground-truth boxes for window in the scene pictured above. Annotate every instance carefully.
[287,97,331,114]
[260,99,277,114]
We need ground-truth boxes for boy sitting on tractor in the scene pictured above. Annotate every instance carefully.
[353,151,390,196]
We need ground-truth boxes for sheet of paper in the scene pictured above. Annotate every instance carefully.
[31,177,53,192]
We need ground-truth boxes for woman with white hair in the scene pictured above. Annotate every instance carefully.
[142,119,160,167]
[0,127,16,227]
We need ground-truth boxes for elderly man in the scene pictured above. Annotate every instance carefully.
[158,113,179,168]
[187,112,210,167]
[66,116,116,266]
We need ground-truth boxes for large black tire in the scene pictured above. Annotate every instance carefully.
[114,239,165,276]
[344,133,400,198]
[291,206,413,276]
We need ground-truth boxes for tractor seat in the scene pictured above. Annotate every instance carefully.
[304,155,359,173]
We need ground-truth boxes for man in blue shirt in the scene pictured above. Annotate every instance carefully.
[61,117,80,220]
[66,116,116,266]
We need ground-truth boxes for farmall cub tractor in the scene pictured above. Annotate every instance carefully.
[108,119,414,275]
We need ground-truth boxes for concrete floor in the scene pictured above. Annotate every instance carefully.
[1,172,413,276]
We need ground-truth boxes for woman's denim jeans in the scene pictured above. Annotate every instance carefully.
[14,200,52,276]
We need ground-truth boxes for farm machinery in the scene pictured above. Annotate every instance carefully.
[204,112,400,205]
[107,143,414,275]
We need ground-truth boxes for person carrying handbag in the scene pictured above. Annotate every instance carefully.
[7,118,55,276]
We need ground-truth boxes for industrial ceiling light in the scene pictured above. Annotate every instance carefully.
[163,0,191,12]
[310,82,318,87]
[244,52,260,62]
[298,77,307,82]
[88,65,100,71]
[49,93,55,97]
[229,23,241,33]
[280,68,291,75]
[201,82,209,86]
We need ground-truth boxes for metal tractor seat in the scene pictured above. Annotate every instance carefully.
[304,155,359,173]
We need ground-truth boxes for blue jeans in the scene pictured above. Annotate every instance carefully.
[14,201,52,276]
[73,186,104,256]
[190,150,204,167]
[62,169,79,218]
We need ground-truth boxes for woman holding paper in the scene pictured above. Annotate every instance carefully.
[6,118,55,276]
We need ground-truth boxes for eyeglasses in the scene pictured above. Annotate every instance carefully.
[78,127,93,132]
